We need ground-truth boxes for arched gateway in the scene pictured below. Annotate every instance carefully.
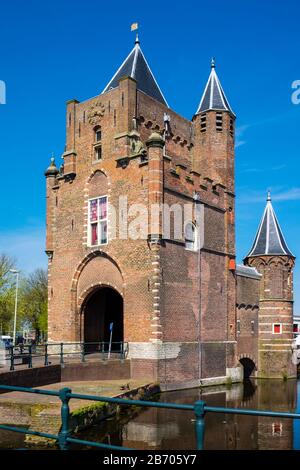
[82,287,124,351]
[239,357,256,379]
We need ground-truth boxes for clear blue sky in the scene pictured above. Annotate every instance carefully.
[0,0,299,311]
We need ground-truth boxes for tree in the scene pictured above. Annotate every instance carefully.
[0,254,16,334]
[20,269,48,341]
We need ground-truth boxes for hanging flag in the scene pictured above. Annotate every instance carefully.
[131,23,138,31]
[109,322,114,332]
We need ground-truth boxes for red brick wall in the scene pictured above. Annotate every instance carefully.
[246,256,296,378]
[236,274,260,368]
[46,75,237,386]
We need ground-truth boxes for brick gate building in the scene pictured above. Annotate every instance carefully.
[45,35,296,389]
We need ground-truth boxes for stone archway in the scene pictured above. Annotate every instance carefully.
[239,357,256,379]
[82,286,124,352]
[71,251,125,342]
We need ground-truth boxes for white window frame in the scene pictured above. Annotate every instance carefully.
[88,195,108,247]
[272,323,282,335]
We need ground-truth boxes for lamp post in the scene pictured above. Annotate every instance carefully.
[9,269,19,345]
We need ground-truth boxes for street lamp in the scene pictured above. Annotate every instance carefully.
[9,269,19,345]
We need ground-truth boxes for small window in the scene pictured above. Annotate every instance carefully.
[93,126,102,160]
[273,323,282,334]
[88,196,108,246]
[95,146,102,160]
[185,222,198,251]
[95,129,102,142]
[200,113,206,133]
[251,320,255,335]
[216,112,223,131]
[94,126,102,142]
[237,320,241,335]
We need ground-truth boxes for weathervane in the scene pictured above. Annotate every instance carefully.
[131,22,139,44]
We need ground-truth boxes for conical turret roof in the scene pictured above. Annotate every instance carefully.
[195,59,234,115]
[246,192,294,258]
[102,35,168,107]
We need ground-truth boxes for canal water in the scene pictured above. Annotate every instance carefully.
[0,379,299,449]
[76,379,300,450]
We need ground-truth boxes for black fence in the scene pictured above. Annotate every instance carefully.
[6,342,129,371]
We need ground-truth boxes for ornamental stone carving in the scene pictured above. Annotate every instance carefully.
[87,101,105,125]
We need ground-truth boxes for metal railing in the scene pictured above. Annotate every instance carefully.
[0,384,300,450]
[7,342,129,371]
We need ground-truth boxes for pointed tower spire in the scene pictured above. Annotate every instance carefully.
[195,59,234,115]
[245,193,294,258]
[102,37,168,107]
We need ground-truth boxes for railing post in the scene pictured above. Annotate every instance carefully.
[60,343,64,364]
[44,344,49,366]
[58,387,72,450]
[194,400,206,450]
[28,345,32,369]
[9,346,14,371]
[120,342,124,360]
[81,342,85,362]
[101,341,104,360]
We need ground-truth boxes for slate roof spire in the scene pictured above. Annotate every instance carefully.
[195,59,234,115]
[246,191,294,258]
[102,36,168,107]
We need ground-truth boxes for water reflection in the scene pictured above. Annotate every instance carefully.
[78,379,299,450]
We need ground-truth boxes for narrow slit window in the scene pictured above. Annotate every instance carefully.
[230,118,234,137]
[200,113,206,133]
[94,126,102,160]
[216,112,223,131]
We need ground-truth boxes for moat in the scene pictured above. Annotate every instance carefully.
[75,378,300,450]
[0,379,299,450]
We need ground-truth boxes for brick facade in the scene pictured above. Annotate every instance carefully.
[45,42,295,388]
[246,256,296,379]
[236,267,261,376]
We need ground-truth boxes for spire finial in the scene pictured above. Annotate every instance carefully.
[131,23,139,45]
[45,153,59,177]
[267,190,271,202]
[211,57,215,69]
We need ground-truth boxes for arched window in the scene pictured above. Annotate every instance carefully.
[185,222,198,251]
